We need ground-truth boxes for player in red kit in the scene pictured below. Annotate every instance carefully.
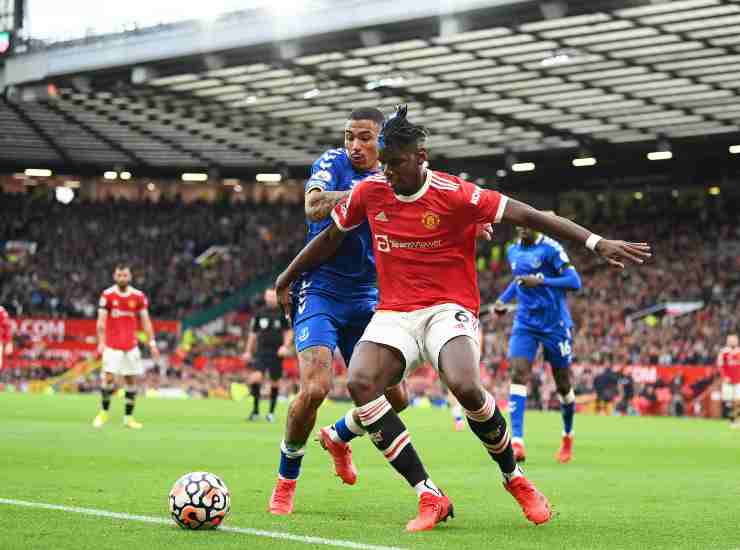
[0,306,12,371]
[717,334,740,429]
[92,264,160,429]
[275,106,651,532]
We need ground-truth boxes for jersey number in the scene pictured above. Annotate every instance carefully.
[558,340,572,357]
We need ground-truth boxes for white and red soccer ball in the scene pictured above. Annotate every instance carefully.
[169,472,231,530]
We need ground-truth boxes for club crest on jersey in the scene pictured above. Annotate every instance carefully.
[314,170,332,182]
[421,211,441,230]
[298,326,309,343]
[129,300,136,308]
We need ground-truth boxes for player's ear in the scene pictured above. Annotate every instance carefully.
[417,148,428,165]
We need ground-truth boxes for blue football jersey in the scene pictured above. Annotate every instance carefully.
[506,235,575,332]
[300,148,378,299]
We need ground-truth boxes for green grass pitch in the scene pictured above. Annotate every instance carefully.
[0,392,738,550]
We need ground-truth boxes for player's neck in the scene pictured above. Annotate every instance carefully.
[401,168,427,195]
[117,284,129,293]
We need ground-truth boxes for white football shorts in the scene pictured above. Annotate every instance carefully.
[102,346,144,377]
[721,382,740,402]
[359,302,480,377]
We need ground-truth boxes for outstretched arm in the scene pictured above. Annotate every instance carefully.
[275,224,347,320]
[518,268,582,290]
[305,189,351,222]
[502,199,651,269]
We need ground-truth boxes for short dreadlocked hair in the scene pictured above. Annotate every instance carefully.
[379,105,428,151]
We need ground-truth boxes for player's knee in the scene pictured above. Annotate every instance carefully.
[448,381,485,411]
[347,372,379,404]
[300,380,330,409]
[510,363,530,385]
[386,383,409,413]
[556,381,572,397]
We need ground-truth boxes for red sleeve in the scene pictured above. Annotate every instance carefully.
[99,293,110,311]
[0,310,9,344]
[330,180,369,232]
[719,351,728,376]
[460,179,509,224]
[140,293,149,311]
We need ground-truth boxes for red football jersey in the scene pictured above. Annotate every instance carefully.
[331,169,507,315]
[0,306,10,345]
[98,286,149,350]
[718,346,740,384]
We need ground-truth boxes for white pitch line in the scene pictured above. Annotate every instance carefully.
[0,498,407,550]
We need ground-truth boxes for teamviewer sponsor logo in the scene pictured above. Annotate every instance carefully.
[111,309,136,318]
[375,234,443,253]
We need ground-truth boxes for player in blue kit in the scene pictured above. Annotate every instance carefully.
[269,107,410,515]
[494,223,582,464]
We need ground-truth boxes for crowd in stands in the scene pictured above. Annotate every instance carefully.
[0,192,305,319]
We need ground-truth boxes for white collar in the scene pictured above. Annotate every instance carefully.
[394,169,432,203]
[517,234,544,247]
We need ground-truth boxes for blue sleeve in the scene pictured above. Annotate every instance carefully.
[498,280,518,303]
[547,240,572,273]
[542,268,581,290]
[305,149,344,194]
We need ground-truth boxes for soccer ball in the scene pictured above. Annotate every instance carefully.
[168,472,231,530]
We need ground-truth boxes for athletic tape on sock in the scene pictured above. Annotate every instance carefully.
[345,409,365,436]
[280,440,306,459]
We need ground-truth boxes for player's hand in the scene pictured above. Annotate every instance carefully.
[517,275,544,288]
[97,342,106,356]
[493,300,508,316]
[149,340,161,362]
[275,271,293,324]
[595,240,652,269]
[277,345,291,358]
[242,352,253,364]
[476,223,494,241]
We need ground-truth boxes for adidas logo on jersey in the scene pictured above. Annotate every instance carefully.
[375,211,388,222]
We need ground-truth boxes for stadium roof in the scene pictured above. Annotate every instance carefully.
[2,0,740,188]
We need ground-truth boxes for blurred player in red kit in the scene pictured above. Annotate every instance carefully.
[0,306,12,370]
[717,334,740,429]
[92,264,160,429]
[275,106,651,532]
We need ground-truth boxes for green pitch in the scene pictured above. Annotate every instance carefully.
[0,392,738,550]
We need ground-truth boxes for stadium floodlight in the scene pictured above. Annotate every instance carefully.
[708,186,721,196]
[181,173,208,182]
[104,171,118,180]
[256,173,282,183]
[55,187,74,205]
[729,145,740,154]
[672,189,680,198]
[511,162,535,172]
[634,191,644,200]
[303,88,321,99]
[647,151,672,161]
[120,171,132,180]
[24,168,52,177]
[572,157,597,167]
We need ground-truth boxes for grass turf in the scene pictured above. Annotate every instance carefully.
[0,392,738,550]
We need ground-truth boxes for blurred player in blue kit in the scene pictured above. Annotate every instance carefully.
[494,222,582,463]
